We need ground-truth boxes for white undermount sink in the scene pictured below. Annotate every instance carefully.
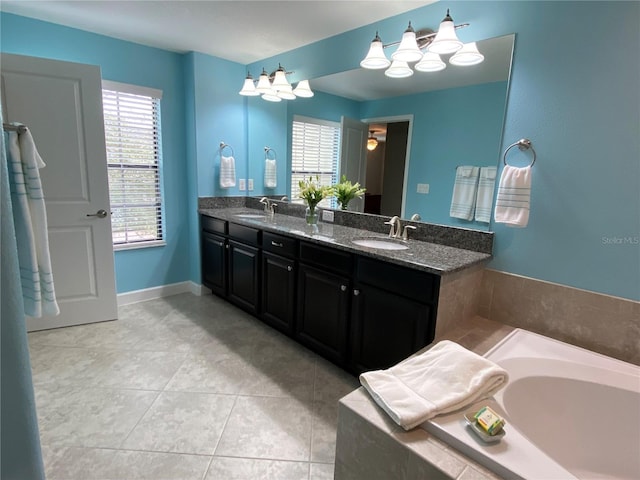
[234,213,265,219]
[351,237,409,251]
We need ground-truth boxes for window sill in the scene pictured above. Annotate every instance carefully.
[114,240,166,252]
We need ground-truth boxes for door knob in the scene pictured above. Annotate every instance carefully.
[86,209,108,218]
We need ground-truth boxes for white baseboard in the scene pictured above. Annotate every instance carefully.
[117,281,205,306]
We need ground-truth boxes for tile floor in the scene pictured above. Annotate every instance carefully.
[28,292,360,480]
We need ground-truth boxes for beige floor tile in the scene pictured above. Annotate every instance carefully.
[205,457,309,480]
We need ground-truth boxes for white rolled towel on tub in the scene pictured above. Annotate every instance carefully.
[360,340,509,430]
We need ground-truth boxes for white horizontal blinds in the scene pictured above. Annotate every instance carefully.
[291,116,340,208]
[102,82,164,248]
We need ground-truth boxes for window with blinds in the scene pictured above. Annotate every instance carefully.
[291,116,341,208]
[102,81,164,250]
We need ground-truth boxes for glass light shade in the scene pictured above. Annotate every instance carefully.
[256,69,272,93]
[239,77,260,96]
[414,52,446,72]
[276,85,296,100]
[360,33,391,69]
[391,25,423,63]
[293,79,314,98]
[262,88,282,102]
[449,42,484,66]
[428,11,463,55]
[367,137,378,151]
[271,65,291,91]
[385,60,413,78]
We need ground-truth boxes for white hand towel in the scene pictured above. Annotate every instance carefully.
[219,155,236,188]
[450,166,480,220]
[360,340,509,431]
[7,128,60,317]
[474,166,497,223]
[494,165,532,227]
[264,158,277,189]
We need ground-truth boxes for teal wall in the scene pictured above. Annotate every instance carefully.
[2,1,639,301]
[249,1,640,301]
[0,13,194,293]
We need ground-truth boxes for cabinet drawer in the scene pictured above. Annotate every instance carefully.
[263,232,297,258]
[228,222,260,246]
[201,215,226,235]
[299,241,352,276]
[357,257,438,303]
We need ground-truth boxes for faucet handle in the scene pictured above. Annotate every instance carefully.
[402,225,417,241]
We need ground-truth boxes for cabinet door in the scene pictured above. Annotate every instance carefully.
[261,252,296,335]
[296,264,350,365]
[350,284,432,374]
[228,240,260,315]
[202,231,227,297]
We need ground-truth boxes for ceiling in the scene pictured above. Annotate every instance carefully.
[0,0,436,64]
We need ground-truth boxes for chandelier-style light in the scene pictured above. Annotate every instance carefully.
[239,64,314,101]
[360,10,483,78]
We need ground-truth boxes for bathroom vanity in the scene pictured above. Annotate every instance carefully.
[199,202,492,375]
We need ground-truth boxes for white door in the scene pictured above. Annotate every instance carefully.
[1,53,117,331]
[339,116,368,212]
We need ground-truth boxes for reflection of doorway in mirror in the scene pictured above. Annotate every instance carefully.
[365,121,410,217]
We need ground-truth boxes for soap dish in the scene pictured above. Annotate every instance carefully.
[463,412,506,443]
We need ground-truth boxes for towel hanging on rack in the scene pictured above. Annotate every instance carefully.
[494,165,532,227]
[219,142,236,189]
[450,166,479,221]
[474,166,497,223]
[6,125,60,317]
[264,147,277,189]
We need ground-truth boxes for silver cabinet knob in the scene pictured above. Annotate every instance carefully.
[86,209,108,218]
[340,285,347,291]
[287,265,292,272]
[353,289,360,296]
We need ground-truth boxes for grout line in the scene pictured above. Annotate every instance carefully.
[211,394,239,457]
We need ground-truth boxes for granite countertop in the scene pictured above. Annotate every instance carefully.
[199,207,491,276]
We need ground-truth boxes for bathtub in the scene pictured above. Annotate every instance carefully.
[423,329,640,480]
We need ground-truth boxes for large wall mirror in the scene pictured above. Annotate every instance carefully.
[247,34,515,232]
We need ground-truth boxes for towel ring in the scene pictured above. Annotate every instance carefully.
[219,142,234,156]
[264,146,277,160]
[503,138,536,167]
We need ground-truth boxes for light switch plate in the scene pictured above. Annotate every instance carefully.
[248,179,254,191]
[322,210,335,223]
[417,183,430,194]
[239,179,246,191]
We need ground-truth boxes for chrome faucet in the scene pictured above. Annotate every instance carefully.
[402,225,417,241]
[410,213,421,221]
[384,216,401,238]
[280,196,288,201]
[259,197,271,213]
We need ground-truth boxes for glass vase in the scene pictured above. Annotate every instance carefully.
[305,206,318,225]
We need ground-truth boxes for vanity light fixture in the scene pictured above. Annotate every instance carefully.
[360,9,481,77]
[367,131,379,151]
[239,64,314,101]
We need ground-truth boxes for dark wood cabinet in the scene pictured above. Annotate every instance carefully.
[261,252,296,335]
[227,240,260,315]
[350,257,439,374]
[296,263,351,365]
[201,231,227,297]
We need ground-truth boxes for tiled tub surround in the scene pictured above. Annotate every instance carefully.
[480,269,640,365]
[335,316,513,480]
[198,196,494,255]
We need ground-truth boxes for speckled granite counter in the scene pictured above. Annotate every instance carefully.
[199,207,491,276]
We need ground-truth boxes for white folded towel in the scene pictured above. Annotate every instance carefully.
[264,158,277,189]
[7,127,60,317]
[494,165,532,227]
[474,166,497,223]
[360,340,509,430]
[450,166,479,221]
[219,155,236,189]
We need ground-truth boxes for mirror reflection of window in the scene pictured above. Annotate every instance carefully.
[291,115,340,208]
